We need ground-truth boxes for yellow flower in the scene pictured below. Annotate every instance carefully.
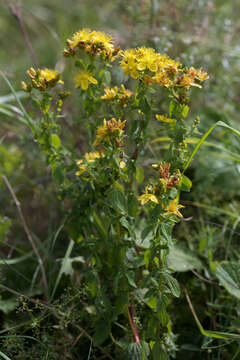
[119,160,126,169]
[74,70,98,90]
[71,28,92,48]
[138,186,159,206]
[84,151,101,162]
[195,68,209,82]
[39,68,59,82]
[187,67,209,82]
[152,71,172,88]
[138,193,159,206]
[156,114,173,123]
[136,47,158,72]
[76,160,86,176]
[101,86,118,100]
[25,67,63,91]
[164,199,184,218]
[120,49,139,79]
[64,28,119,60]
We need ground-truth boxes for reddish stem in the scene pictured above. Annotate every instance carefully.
[127,306,140,344]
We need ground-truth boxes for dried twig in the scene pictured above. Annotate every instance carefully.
[191,269,218,285]
[2,175,48,298]
[6,0,39,67]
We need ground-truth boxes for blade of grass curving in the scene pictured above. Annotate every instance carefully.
[183,121,240,173]
[0,351,12,360]
[184,287,240,341]
[0,71,35,132]
[0,252,32,265]
[51,223,65,251]
[50,238,74,301]
[0,104,28,126]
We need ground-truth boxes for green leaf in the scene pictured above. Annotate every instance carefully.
[156,307,169,326]
[152,342,168,360]
[180,175,192,192]
[167,245,202,272]
[128,195,139,216]
[146,297,157,310]
[107,188,127,214]
[216,262,240,299]
[120,217,133,237]
[52,163,64,185]
[144,249,151,268]
[169,101,175,117]
[182,105,189,118]
[163,273,180,297]
[93,320,110,345]
[114,292,128,317]
[136,167,144,183]
[0,299,18,314]
[125,271,137,288]
[104,70,111,84]
[51,134,61,149]
[160,223,172,242]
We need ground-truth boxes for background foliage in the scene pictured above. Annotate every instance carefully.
[1,0,240,359]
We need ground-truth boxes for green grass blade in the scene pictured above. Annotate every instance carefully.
[0,71,35,132]
[183,121,240,173]
[0,351,12,360]
[0,252,32,265]
[185,288,240,341]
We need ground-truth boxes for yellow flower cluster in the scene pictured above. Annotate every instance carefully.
[120,46,208,89]
[63,28,120,61]
[93,118,126,147]
[101,84,133,106]
[22,68,63,92]
[76,151,102,176]
[74,70,98,90]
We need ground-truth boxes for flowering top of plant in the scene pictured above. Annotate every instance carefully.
[63,28,120,61]
[93,118,126,147]
[21,67,63,92]
[120,46,208,89]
